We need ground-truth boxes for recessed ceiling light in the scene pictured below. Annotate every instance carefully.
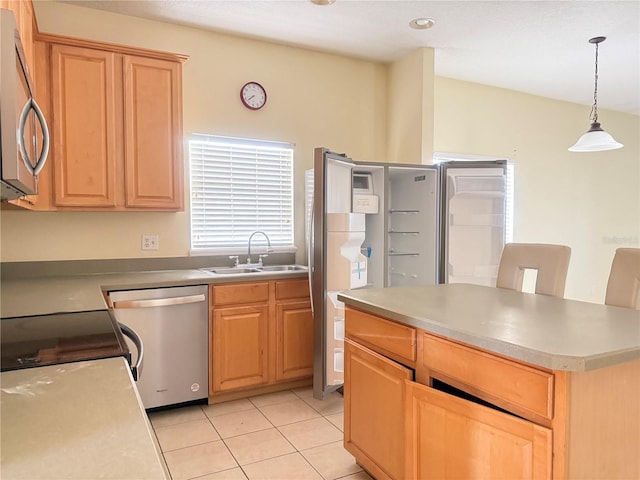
[409,17,435,30]
[310,0,336,5]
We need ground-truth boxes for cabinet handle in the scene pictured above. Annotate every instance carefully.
[112,294,206,309]
[119,322,144,381]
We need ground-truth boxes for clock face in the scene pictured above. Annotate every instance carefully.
[240,82,267,110]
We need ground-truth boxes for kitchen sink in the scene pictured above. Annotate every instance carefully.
[202,267,262,275]
[259,265,307,272]
[200,265,307,275]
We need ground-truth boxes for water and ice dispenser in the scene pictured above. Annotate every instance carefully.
[325,212,367,385]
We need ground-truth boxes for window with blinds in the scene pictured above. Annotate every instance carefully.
[189,134,294,251]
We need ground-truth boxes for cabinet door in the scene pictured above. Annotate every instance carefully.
[18,0,34,73]
[275,300,313,381]
[51,44,119,207]
[123,55,183,210]
[212,304,269,393]
[344,339,412,480]
[407,381,552,480]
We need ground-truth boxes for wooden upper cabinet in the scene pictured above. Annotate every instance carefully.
[18,0,34,73]
[51,44,119,207]
[1,1,35,72]
[32,33,187,211]
[123,56,183,209]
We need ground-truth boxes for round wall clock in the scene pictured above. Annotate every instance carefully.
[240,81,267,110]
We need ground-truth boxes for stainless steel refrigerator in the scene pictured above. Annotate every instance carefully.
[308,147,507,399]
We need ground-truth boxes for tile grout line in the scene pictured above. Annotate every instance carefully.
[151,388,353,480]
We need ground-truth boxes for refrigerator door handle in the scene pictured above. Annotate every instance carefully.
[308,198,315,314]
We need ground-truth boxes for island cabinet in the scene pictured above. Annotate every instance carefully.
[26,33,187,211]
[344,305,640,480]
[344,308,417,480]
[407,333,553,479]
[209,278,313,402]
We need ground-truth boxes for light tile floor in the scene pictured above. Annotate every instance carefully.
[148,387,374,480]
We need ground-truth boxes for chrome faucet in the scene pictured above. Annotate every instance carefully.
[247,231,272,265]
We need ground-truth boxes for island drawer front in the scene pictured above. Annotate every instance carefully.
[345,307,416,365]
[422,334,554,421]
[212,282,269,306]
[275,278,309,300]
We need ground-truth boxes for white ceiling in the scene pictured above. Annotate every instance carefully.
[57,0,640,115]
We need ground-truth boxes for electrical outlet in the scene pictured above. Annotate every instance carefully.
[142,234,159,251]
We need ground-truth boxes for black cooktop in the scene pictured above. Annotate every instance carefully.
[0,310,129,371]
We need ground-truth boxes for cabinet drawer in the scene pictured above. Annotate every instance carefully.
[212,282,269,306]
[422,334,554,421]
[275,278,309,300]
[345,307,416,365]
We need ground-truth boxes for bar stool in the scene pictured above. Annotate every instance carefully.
[496,243,572,298]
[604,248,640,310]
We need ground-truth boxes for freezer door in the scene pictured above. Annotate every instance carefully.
[311,148,357,400]
[440,162,507,286]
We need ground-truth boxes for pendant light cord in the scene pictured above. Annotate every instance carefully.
[590,41,599,124]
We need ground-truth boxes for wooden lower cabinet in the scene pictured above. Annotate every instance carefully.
[344,339,412,480]
[211,304,269,392]
[210,278,313,399]
[406,381,552,479]
[275,299,313,381]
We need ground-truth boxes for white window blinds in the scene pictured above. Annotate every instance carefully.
[189,134,294,251]
[505,163,515,243]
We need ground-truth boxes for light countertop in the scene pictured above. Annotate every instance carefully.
[0,357,169,479]
[0,266,306,479]
[0,268,307,318]
[338,283,640,372]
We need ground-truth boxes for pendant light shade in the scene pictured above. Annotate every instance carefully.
[569,36,623,152]
[569,122,624,152]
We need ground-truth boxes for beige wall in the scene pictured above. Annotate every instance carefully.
[434,77,640,302]
[0,0,388,263]
[1,1,638,303]
[386,48,434,164]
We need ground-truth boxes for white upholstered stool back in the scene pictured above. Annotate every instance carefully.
[605,248,640,310]
[496,243,571,298]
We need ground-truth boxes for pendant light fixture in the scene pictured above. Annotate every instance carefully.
[569,36,623,152]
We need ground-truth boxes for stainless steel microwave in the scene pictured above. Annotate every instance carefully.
[0,9,49,201]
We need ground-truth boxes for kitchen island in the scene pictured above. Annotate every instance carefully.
[338,283,640,480]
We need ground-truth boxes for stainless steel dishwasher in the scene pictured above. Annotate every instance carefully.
[108,285,208,409]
